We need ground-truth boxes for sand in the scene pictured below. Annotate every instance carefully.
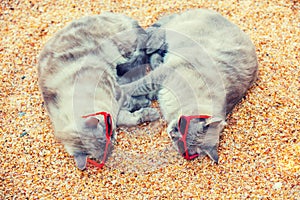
[1,0,299,199]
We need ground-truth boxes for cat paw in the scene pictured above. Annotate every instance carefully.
[130,96,151,112]
[146,91,158,101]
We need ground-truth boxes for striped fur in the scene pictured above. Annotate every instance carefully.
[122,9,258,163]
[38,12,159,170]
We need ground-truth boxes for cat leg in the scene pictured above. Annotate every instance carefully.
[121,94,152,112]
[128,95,152,111]
[146,91,158,101]
[121,63,170,97]
[117,108,160,127]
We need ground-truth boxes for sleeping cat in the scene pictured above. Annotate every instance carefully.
[38,12,159,170]
[122,9,258,163]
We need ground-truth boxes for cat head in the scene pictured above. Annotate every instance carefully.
[56,115,114,170]
[167,116,226,163]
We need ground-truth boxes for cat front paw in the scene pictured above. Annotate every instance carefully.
[130,95,151,112]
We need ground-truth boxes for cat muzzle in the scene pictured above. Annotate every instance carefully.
[82,112,113,169]
[177,115,210,160]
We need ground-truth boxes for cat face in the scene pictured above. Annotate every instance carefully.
[58,116,114,170]
[167,116,226,163]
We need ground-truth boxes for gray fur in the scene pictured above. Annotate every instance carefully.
[38,12,159,170]
[122,9,258,163]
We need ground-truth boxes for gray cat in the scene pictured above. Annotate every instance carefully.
[38,12,159,170]
[122,9,258,163]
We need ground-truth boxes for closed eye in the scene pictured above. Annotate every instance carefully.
[203,124,210,132]
[173,127,178,132]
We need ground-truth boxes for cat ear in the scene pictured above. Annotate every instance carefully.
[84,117,99,129]
[74,153,87,170]
[167,120,179,134]
[202,117,225,164]
[205,116,226,127]
[203,146,219,164]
